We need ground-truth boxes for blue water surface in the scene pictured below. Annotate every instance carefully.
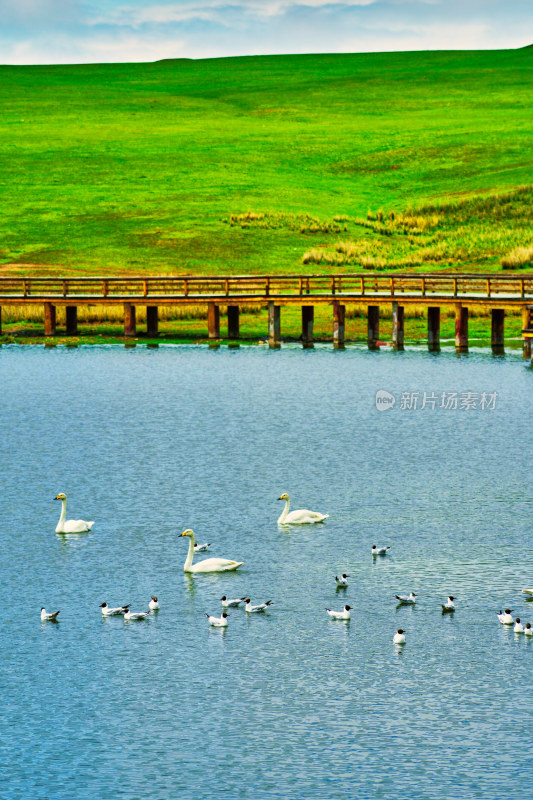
[0,343,532,800]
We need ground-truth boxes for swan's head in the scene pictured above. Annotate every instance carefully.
[180,529,195,539]
[278,493,289,501]
[55,493,66,501]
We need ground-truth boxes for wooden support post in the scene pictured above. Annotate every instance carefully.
[146,306,159,337]
[227,305,240,339]
[207,303,220,340]
[301,305,314,348]
[522,306,532,359]
[333,302,345,350]
[0,307,2,336]
[268,302,281,348]
[455,304,468,352]
[392,302,404,351]
[491,309,505,353]
[124,303,136,338]
[367,305,380,349]
[427,306,440,352]
[65,306,78,336]
[44,302,56,336]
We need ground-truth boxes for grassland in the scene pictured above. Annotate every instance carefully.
[1,48,533,278]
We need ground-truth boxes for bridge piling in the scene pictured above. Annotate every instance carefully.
[301,306,314,348]
[367,305,380,349]
[124,303,136,337]
[227,305,240,339]
[392,302,404,350]
[333,302,345,349]
[146,306,158,337]
[455,304,468,352]
[44,302,56,336]
[268,302,280,348]
[522,306,532,359]
[427,307,440,352]
[491,309,505,354]
[208,303,220,339]
[66,306,78,336]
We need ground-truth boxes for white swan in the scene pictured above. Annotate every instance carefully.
[54,493,94,533]
[180,529,243,573]
[277,493,328,525]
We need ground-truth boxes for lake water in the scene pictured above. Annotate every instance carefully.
[0,343,532,800]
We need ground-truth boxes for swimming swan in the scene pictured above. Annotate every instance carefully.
[54,493,94,533]
[180,529,243,573]
[277,493,328,525]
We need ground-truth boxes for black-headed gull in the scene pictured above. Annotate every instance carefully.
[124,609,150,620]
[100,602,130,616]
[41,607,60,621]
[194,542,211,552]
[514,618,524,633]
[326,605,351,620]
[149,596,159,611]
[393,628,406,644]
[372,545,391,556]
[498,609,514,624]
[335,574,350,588]
[441,596,456,612]
[524,623,533,636]
[205,612,229,627]
[395,592,417,605]
[221,595,246,608]
[244,598,273,613]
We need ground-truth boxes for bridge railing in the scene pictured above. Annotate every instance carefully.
[0,273,532,299]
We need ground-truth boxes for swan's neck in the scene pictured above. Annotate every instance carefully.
[56,499,67,531]
[278,497,290,523]
[184,536,195,572]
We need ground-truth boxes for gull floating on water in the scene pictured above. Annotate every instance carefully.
[41,607,60,621]
[393,628,406,644]
[100,602,129,616]
[441,596,456,613]
[149,597,159,611]
[524,623,533,636]
[335,574,350,588]
[194,542,211,552]
[245,598,273,613]
[372,545,391,556]
[205,612,229,627]
[221,595,246,608]
[395,592,417,605]
[54,493,94,534]
[277,493,329,525]
[498,609,514,624]
[514,618,524,633]
[326,605,351,620]
[124,609,150,621]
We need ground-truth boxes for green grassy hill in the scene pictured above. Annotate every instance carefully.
[1,49,533,276]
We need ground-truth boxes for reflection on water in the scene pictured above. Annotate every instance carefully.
[0,344,532,800]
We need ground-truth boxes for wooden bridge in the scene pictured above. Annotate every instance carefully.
[1,272,532,355]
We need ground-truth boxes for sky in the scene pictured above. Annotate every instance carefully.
[1,0,532,65]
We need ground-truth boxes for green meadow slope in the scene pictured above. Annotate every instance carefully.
[1,49,533,276]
